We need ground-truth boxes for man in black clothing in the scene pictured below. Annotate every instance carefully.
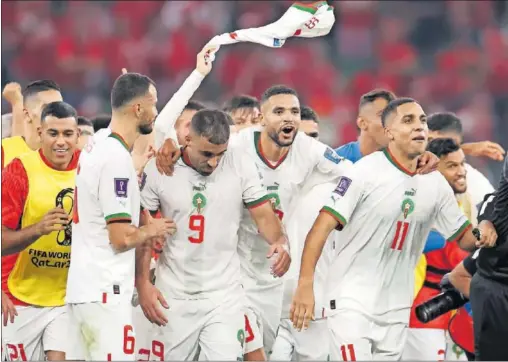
[469,153,508,360]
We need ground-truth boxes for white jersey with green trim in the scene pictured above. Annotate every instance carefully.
[232,127,352,286]
[322,149,471,323]
[140,144,269,300]
[66,132,140,304]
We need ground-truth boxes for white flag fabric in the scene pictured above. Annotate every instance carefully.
[205,1,335,61]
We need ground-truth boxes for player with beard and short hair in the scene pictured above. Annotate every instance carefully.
[232,85,352,361]
[403,138,475,361]
[135,109,290,360]
[427,112,500,208]
[65,73,177,361]
[291,98,496,361]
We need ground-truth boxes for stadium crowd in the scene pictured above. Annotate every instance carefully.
[1,1,508,361]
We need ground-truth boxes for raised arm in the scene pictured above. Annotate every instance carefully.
[154,47,215,175]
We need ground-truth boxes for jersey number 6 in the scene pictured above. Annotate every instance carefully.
[188,214,205,244]
[391,221,409,251]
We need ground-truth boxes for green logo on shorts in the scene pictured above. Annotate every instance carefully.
[401,198,415,219]
[237,329,245,348]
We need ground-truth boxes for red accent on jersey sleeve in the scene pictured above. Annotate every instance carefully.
[1,158,29,230]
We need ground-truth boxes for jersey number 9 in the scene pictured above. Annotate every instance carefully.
[188,214,205,244]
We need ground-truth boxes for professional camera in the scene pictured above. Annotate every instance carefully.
[415,273,469,323]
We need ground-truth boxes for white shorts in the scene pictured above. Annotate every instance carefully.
[445,332,469,361]
[150,292,245,361]
[68,301,134,361]
[402,328,446,361]
[270,318,329,361]
[132,304,153,361]
[328,310,407,361]
[2,305,74,361]
[244,282,284,355]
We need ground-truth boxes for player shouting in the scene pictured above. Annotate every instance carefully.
[136,109,290,360]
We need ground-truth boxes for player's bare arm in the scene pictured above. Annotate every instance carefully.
[290,210,341,331]
[1,207,69,256]
[2,82,24,137]
[249,202,291,277]
[454,220,497,251]
[448,260,473,298]
[107,215,176,253]
[416,151,439,174]
[461,141,505,162]
[1,290,18,326]
[135,209,170,327]
[155,46,216,175]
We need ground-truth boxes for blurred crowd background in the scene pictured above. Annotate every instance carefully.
[2,0,508,180]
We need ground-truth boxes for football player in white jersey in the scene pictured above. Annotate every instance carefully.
[427,112,503,208]
[66,73,176,361]
[135,109,291,361]
[290,97,497,361]
[271,106,334,361]
[232,86,352,361]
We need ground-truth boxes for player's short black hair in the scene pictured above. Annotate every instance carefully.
[260,85,298,104]
[300,105,319,123]
[185,100,207,112]
[191,109,231,145]
[91,114,111,132]
[22,80,61,102]
[380,97,416,127]
[427,138,461,158]
[111,72,155,110]
[41,101,77,123]
[427,112,463,136]
[77,116,93,128]
[359,89,396,110]
[222,95,260,113]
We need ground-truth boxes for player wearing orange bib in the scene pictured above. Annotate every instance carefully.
[1,101,81,361]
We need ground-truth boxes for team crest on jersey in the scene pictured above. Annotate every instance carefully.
[192,193,207,213]
[401,198,415,219]
[334,176,352,196]
[114,178,129,198]
[324,148,342,164]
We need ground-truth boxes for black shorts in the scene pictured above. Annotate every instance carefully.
[470,273,508,361]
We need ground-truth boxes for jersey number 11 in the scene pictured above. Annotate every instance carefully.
[391,221,409,251]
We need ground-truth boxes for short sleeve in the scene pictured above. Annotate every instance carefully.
[309,137,350,182]
[236,152,270,209]
[433,175,471,242]
[140,159,161,212]
[321,166,365,229]
[98,153,134,224]
[1,159,29,230]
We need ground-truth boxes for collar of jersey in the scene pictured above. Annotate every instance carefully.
[108,132,130,152]
[254,131,289,170]
[382,147,416,176]
[180,147,197,171]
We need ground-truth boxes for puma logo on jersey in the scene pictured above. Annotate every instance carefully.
[404,188,417,196]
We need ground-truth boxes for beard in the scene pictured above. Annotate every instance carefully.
[138,122,154,135]
[268,129,297,148]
